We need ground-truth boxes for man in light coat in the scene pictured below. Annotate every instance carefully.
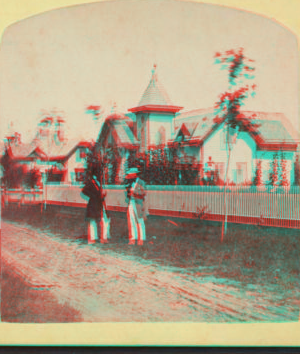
[125,168,148,245]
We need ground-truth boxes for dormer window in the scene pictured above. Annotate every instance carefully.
[79,147,87,159]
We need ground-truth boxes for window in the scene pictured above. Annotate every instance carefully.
[215,162,225,182]
[79,147,87,159]
[157,126,166,146]
[156,126,166,146]
[236,162,247,184]
[75,168,86,182]
[76,148,87,162]
[47,168,65,183]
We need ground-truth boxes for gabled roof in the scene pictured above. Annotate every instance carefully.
[241,111,297,143]
[10,142,39,160]
[28,146,47,159]
[174,122,199,141]
[97,113,138,148]
[45,139,92,160]
[129,65,183,114]
[174,108,217,144]
[253,120,293,143]
[112,123,138,146]
[37,139,75,158]
[4,138,92,162]
[238,112,297,150]
[173,108,298,151]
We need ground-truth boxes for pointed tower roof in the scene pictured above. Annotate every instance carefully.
[129,65,183,113]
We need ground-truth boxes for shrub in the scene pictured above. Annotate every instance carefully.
[253,160,263,186]
[294,155,300,186]
[24,167,42,189]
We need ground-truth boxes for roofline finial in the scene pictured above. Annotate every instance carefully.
[111,101,117,114]
[152,63,157,76]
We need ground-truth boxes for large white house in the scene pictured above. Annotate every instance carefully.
[173,109,297,185]
[97,65,298,186]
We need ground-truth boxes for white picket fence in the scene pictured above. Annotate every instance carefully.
[3,184,300,228]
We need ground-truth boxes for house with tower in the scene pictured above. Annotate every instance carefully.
[128,64,183,151]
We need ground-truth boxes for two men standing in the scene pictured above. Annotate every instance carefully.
[82,164,147,245]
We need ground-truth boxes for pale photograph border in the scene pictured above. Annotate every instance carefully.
[0,0,299,346]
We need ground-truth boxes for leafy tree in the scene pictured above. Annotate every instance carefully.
[0,144,26,189]
[110,148,121,184]
[164,147,176,185]
[213,168,222,186]
[253,160,263,186]
[268,152,280,187]
[0,145,12,188]
[11,165,26,189]
[156,147,165,184]
[280,159,289,187]
[24,167,42,189]
[214,48,258,241]
[85,142,104,184]
[141,147,178,185]
[294,154,300,186]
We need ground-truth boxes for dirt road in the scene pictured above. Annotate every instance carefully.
[1,221,297,322]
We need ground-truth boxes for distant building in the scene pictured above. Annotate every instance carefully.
[0,117,92,186]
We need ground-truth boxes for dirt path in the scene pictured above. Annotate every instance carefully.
[1,221,297,322]
[1,262,83,323]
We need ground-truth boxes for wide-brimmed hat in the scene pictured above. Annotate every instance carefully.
[125,167,140,179]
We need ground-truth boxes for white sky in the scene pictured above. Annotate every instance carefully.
[0,0,298,143]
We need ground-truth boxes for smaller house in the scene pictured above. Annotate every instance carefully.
[1,115,93,187]
[50,139,92,184]
[33,139,92,184]
[0,132,92,187]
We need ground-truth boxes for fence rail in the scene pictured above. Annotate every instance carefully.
[2,188,43,205]
[2,184,300,228]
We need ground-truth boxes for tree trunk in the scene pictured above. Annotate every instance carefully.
[43,169,48,211]
[221,127,232,242]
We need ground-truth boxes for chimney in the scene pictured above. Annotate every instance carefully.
[54,118,65,144]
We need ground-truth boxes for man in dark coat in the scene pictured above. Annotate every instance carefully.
[82,174,106,244]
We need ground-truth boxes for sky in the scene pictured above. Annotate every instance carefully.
[0,0,298,143]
